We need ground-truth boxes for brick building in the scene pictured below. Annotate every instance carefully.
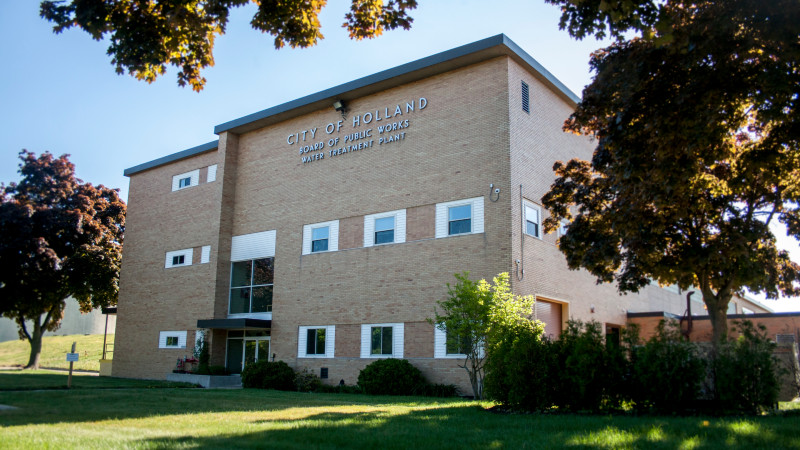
[113,35,772,390]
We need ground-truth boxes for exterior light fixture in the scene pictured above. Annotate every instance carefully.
[333,99,348,119]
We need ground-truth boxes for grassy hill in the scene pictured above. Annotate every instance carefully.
[0,334,113,372]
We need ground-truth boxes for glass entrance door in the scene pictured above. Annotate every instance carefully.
[226,330,271,374]
[244,338,271,367]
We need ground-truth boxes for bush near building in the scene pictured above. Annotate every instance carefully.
[241,360,296,390]
[485,319,785,415]
[357,358,427,396]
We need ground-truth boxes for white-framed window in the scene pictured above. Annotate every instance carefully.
[523,200,542,238]
[360,323,404,358]
[302,220,339,255]
[435,197,485,238]
[165,248,193,268]
[200,245,211,264]
[434,326,482,359]
[207,164,217,183]
[298,325,335,358]
[364,209,407,247]
[159,331,187,349]
[171,169,200,191]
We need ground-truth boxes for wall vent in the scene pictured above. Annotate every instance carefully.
[521,81,530,114]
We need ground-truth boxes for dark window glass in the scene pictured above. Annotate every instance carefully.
[311,238,328,252]
[245,330,268,337]
[306,328,326,355]
[382,327,393,355]
[251,286,273,312]
[231,261,252,287]
[229,288,250,314]
[253,258,274,285]
[229,258,275,314]
[371,326,393,355]
[179,177,191,188]
[306,329,317,355]
[226,339,243,374]
[374,230,394,244]
[172,255,184,265]
[166,336,179,347]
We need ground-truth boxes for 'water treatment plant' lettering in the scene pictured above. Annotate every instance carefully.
[285,97,427,164]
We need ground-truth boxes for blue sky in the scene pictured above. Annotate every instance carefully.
[1,1,797,311]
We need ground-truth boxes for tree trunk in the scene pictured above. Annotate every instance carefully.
[24,320,44,369]
[702,290,731,350]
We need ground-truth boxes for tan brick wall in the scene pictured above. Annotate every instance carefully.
[338,216,363,250]
[505,58,693,337]
[113,149,221,379]
[406,205,435,241]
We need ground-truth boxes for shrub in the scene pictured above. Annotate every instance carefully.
[549,320,623,412]
[295,368,322,392]
[484,323,552,411]
[192,333,211,375]
[629,320,705,413]
[241,360,296,390]
[713,320,782,413]
[357,359,426,395]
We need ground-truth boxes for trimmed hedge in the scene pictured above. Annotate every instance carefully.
[357,359,426,395]
[241,360,296,390]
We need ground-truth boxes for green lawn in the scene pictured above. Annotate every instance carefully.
[0,370,194,390]
[0,334,112,372]
[0,371,799,449]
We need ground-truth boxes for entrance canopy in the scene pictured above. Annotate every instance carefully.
[196,318,271,330]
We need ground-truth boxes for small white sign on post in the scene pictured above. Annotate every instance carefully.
[66,353,80,362]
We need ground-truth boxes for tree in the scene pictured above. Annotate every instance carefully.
[40,0,418,91]
[429,272,538,399]
[0,151,126,369]
[541,0,800,345]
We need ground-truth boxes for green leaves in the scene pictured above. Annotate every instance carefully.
[543,0,800,343]
[429,272,541,399]
[40,0,418,91]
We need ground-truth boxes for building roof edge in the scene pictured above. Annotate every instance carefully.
[214,34,580,135]
[124,140,218,176]
[125,34,581,176]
